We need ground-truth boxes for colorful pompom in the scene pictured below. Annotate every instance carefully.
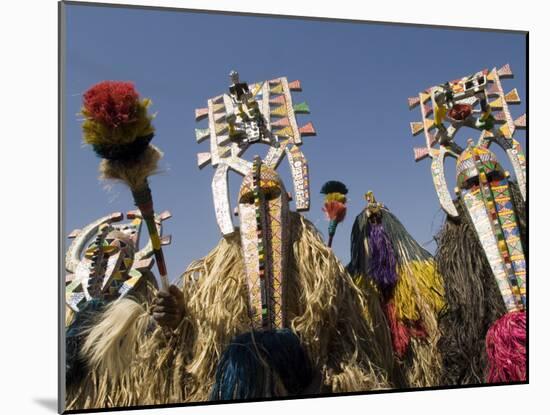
[81,81,155,147]
[320,181,349,247]
[79,80,169,292]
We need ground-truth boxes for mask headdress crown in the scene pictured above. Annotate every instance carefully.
[408,64,526,217]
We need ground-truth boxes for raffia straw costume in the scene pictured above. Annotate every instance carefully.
[66,73,393,410]
[348,192,445,388]
[407,65,527,385]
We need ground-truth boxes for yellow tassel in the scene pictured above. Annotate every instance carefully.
[393,260,445,322]
[82,98,155,146]
[324,192,347,203]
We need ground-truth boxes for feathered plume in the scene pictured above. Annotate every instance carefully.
[80,81,169,291]
[320,181,348,247]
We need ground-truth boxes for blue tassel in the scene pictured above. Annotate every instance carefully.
[210,329,313,400]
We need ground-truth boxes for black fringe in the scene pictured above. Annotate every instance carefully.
[91,133,153,160]
[435,181,526,385]
[347,208,368,277]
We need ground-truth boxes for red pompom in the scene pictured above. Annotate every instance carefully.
[322,200,347,223]
[485,310,526,383]
[83,81,140,128]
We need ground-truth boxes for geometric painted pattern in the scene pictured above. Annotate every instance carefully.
[286,144,309,210]
[456,146,504,189]
[239,198,265,329]
[252,158,270,329]
[491,180,526,308]
[238,160,290,330]
[462,186,521,312]
[264,185,289,329]
[459,145,525,312]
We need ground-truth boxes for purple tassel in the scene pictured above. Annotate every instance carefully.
[367,222,398,296]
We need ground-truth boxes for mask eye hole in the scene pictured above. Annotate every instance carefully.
[239,191,255,204]
[262,186,281,201]
[238,186,282,204]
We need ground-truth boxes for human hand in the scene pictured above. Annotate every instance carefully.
[151,285,184,331]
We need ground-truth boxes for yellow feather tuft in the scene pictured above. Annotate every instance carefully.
[82,98,155,146]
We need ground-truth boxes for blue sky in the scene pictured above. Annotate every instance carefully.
[63,3,526,284]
